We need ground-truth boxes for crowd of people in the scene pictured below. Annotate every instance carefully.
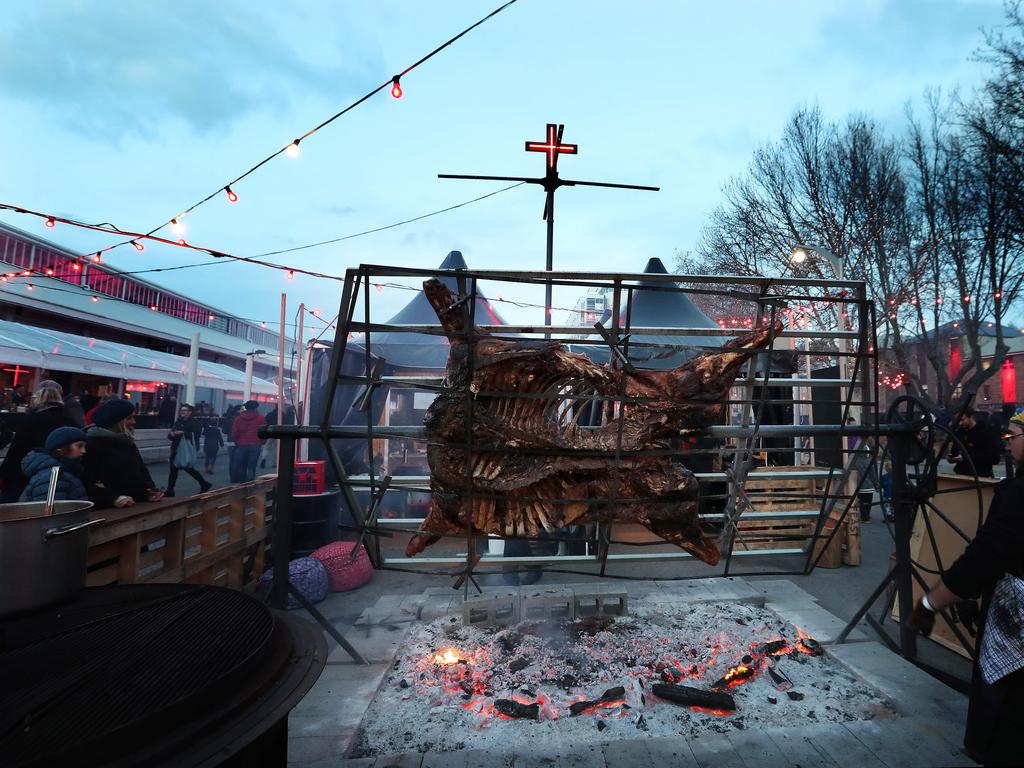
[0,382,274,509]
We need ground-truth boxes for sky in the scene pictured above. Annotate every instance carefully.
[0,0,1009,334]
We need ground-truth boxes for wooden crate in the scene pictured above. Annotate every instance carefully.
[86,476,275,589]
[731,466,820,552]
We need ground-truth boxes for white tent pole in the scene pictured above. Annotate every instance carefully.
[243,354,254,402]
[185,332,200,406]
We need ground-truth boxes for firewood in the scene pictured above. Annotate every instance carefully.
[494,699,539,719]
[569,686,627,716]
[651,682,736,711]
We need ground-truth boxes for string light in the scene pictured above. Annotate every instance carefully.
[44,217,55,229]
[225,186,238,203]
[171,218,185,236]
[208,313,216,321]
[26,284,34,291]
[91,296,99,303]
[994,290,1003,300]
[375,283,383,293]
[91,253,101,264]
[285,140,301,158]
[150,304,158,311]
[391,76,403,98]
[962,294,971,303]
[286,270,295,280]
[132,241,145,252]
[72,260,81,271]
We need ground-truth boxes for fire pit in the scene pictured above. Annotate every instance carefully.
[350,599,895,757]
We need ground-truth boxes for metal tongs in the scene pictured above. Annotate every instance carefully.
[43,466,61,516]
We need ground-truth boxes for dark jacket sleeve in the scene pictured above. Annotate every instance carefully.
[943,479,1024,599]
[82,445,120,509]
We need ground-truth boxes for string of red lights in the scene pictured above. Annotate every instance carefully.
[84,0,521,260]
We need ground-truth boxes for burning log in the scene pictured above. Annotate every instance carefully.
[569,686,627,716]
[762,639,790,656]
[798,636,824,656]
[407,278,780,564]
[712,664,758,690]
[494,699,540,719]
[651,683,736,712]
[767,664,792,691]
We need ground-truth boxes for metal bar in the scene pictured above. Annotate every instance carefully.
[374,509,825,526]
[286,580,368,664]
[380,548,806,567]
[319,269,359,431]
[835,566,898,644]
[357,263,866,289]
[270,435,296,610]
[335,374,861,389]
[346,322,861,339]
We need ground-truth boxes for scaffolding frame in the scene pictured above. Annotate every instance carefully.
[266,265,886,599]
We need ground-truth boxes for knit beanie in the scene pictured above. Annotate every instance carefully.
[92,399,136,428]
[244,400,259,411]
[45,426,87,452]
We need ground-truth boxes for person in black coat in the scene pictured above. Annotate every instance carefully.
[202,420,225,473]
[948,407,1003,478]
[19,427,89,502]
[910,411,1024,765]
[82,399,164,509]
[0,386,76,502]
[166,404,211,497]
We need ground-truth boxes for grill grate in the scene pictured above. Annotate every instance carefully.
[0,585,275,766]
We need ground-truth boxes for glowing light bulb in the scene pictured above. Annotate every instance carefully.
[45,268,54,276]
[286,140,301,158]
[132,241,145,252]
[72,260,81,271]
[208,314,216,321]
[375,283,383,293]
[994,290,1003,299]
[286,270,295,280]
[91,296,99,303]
[391,76,402,98]
[21,271,31,276]
[150,304,158,311]
[171,218,185,236]
[962,294,971,303]
[26,284,34,291]
[44,217,56,228]
[91,254,101,263]
[1,276,7,283]
[225,186,238,203]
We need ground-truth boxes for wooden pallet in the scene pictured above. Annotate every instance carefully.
[86,476,275,589]
[731,466,819,551]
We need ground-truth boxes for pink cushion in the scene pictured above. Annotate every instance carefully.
[311,541,373,592]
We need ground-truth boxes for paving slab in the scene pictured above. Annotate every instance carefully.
[826,641,967,726]
[334,620,410,663]
[842,718,968,767]
[603,736,699,767]
[422,749,512,768]
[513,742,605,768]
[764,726,839,768]
[765,603,869,643]
[372,752,425,768]
[688,732,747,768]
[724,729,789,768]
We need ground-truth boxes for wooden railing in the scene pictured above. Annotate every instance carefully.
[86,476,275,589]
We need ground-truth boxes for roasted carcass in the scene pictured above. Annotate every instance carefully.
[406,279,779,565]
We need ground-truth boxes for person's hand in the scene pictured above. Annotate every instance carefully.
[909,598,936,636]
[147,490,165,502]
[114,495,135,508]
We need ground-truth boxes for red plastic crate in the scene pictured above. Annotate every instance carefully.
[293,460,326,495]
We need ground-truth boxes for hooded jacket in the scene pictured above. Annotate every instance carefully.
[82,426,157,509]
[0,404,76,488]
[19,450,88,503]
[230,410,266,447]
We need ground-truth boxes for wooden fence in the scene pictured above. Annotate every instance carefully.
[86,476,275,589]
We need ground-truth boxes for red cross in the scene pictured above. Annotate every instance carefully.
[3,364,30,385]
[525,123,577,171]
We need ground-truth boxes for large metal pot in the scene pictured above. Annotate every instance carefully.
[0,500,104,617]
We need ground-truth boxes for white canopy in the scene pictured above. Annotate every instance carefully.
[0,318,277,394]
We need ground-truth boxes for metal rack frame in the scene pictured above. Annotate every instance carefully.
[264,265,885,606]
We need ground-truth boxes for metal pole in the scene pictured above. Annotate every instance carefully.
[271,435,296,610]
[295,304,305,460]
[277,294,286,468]
[545,186,555,329]
[185,332,200,406]
[890,428,918,658]
[243,354,254,403]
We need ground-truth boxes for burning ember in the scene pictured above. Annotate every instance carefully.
[352,601,895,757]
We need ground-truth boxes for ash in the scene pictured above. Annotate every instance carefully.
[351,600,896,757]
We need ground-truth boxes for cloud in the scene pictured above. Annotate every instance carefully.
[0,0,380,141]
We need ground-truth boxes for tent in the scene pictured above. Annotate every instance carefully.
[576,257,727,370]
[363,250,506,371]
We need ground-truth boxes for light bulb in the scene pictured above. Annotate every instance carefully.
[44,217,56,228]
[225,186,238,203]
[72,260,81,271]
[375,283,384,293]
[26,284,34,291]
[45,268,54,276]
[132,241,145,252]
[171,218,185,236]
[391,76,402,98]
[150,304,158,311]
[91,254,101,263]
[286,270,295,280]
[91,296,99,303]
[286,140,301,158]
[208,314,216,321]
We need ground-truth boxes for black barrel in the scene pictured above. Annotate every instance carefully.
[290,489,341,558]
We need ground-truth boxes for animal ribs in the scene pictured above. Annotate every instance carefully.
[405,278,779,565]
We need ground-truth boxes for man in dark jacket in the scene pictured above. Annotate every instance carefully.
[20,426,89,502]
[230,400,265,483]
[0,385,76,501]
[83,399,164,509]
[949,407,1003,478]
[166,404,211,497]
